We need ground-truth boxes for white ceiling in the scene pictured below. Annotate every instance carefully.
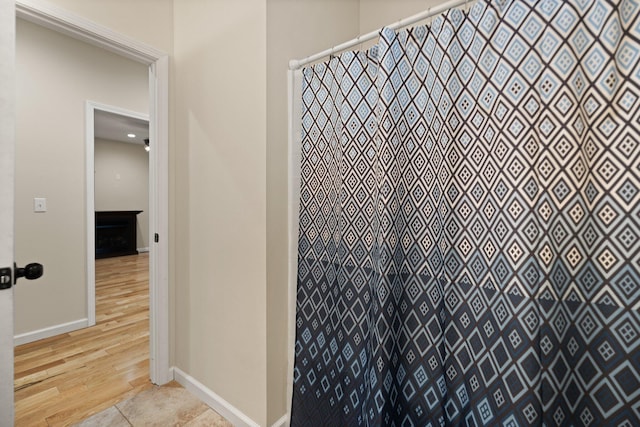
[94,110,149,146]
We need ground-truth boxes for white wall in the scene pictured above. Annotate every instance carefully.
[15,18,148,335]
[94,138,149,250]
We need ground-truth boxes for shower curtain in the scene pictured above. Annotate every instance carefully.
[291,0,640,425]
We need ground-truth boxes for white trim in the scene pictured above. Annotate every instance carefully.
[85,103,96,327]
[86,101,149,328]
[271,414,288,427]
[14,318,88,346]
[137,247,150,253]
[172,367,261,427]
[148,55,171,385]
[16,0,171,386]
[15,0,164,64]
[286,70,303,426]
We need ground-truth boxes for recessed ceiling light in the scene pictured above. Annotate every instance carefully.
[127,133,136,138]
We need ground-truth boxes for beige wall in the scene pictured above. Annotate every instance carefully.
[266,0,359,424]
[358,0,447,32]
[15,19,148,335]
[173,1,268,424]
[94,138,149,250]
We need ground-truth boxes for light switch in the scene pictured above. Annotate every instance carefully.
[34,197,47,212]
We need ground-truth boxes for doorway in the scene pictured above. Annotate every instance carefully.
[14,0,170,386]
[87,104,150,326]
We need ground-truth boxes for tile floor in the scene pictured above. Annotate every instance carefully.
[73,382,233,427]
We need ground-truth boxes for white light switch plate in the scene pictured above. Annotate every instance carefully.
[34,197,47,212]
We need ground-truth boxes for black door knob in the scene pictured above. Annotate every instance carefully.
[14,262,43,284]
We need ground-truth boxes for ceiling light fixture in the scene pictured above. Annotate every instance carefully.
[127,133,136,138]
[144,138,150,152]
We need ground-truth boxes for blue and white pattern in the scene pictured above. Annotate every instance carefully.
[291,0,640,425]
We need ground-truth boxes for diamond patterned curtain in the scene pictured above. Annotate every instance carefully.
[291,0,640,425]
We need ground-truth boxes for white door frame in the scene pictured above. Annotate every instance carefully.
[85,102,149,327]
[0,0,16,424]
[15,0,171,385]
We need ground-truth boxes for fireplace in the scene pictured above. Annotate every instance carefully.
[95,211,143,259]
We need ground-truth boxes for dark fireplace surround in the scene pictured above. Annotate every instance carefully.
[95,210,142,259]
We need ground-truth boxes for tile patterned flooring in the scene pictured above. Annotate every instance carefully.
[73,381,232,427]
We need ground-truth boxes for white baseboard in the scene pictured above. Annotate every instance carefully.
[271,414,288,427]
[14,318,88,346]
[172,367,261,427]
[137,247,150,253]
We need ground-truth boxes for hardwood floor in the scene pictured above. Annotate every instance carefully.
[14,253,152,426]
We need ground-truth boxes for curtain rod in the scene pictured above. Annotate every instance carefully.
[289,0,471,70]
